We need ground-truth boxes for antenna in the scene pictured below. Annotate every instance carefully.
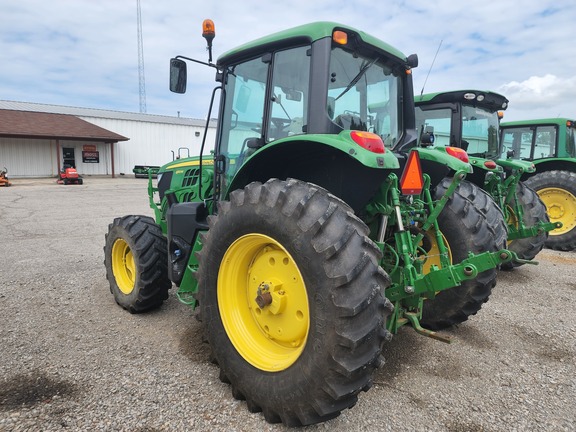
[137,0,147,113]
[420,40,443,97]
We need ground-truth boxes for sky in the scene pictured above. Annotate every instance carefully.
[1,1,575,122]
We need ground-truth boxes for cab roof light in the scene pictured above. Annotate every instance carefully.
[498,111,505,119]
[446,146,469,163]
[333,30,348,45]
[202,19,216,40]
[202,19,216,63]
[350,131,385,154]
[400,150,424,195]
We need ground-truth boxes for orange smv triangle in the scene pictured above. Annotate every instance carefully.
[400,150,424,195]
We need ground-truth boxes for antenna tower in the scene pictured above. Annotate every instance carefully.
[137,0,147,113]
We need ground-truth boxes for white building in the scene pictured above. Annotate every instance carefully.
[0,100,217,178]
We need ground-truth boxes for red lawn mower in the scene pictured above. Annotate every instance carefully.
[58,165,83,185]
[0,166,12,187]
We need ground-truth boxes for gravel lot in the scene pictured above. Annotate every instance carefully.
[1,176,575,432]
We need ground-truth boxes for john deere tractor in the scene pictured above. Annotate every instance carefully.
[500,118,576,251]
[414,90,558,268]
[104,22,514,426]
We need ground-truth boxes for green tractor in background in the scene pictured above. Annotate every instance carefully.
[415,90,558,268]
[500,118,576,251]
[104,22,515,426]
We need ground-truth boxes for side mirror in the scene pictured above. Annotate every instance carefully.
[170,58,187,94]
[407,53,418,68]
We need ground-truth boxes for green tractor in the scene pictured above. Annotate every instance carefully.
[104,22,515,426]
[415,90,558,268]
[500,118,576,251]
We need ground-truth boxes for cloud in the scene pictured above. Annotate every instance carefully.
[498,74,576,119]
[1,1,575,121]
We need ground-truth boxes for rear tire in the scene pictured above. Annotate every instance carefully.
[501,182,548,270]
[421,179,506,330]
[524,170,576,251]
[104,215,171,313]
[197,178,392,426]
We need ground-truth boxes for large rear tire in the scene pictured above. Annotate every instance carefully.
[197,179,392,426]
[421,179,507,330]
[501,181,549,270]
[524,170,576,251]
[104,215,171,313]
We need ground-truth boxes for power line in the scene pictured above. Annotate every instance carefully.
[136,0,146,113]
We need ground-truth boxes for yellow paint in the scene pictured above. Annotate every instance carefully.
[166,159,214,170]
[111,238,135,295]
[217,233,309,372]
[538,187,576,236]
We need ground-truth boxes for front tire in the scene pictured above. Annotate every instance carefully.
[104,215,171,313]
[197,179,392,426]
[524,170,576,251]
[501,182,548,270]
[421,179,507,330]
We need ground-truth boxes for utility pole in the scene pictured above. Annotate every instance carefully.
[136,0,147,113]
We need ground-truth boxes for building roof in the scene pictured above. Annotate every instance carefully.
[0,109,129,142]
[0,100,215,127]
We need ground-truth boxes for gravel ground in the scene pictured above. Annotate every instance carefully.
[0,176,575,432]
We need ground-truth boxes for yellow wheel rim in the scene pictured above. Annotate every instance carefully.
[218,234,309,372]
[111,238,136,295]
[505,205,519,246]
[418,229,452,274]
[538,187,576,236]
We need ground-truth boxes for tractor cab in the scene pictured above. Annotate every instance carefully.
[169,22,418,211]
[499,118,576,162]
[415,90,507,159]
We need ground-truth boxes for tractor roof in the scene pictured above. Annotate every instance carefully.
[501,118,576,128]
[217,21,408,66]
[415,89,509,112]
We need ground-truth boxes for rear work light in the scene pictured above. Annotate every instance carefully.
[400,150,424,195]
[350,131,385,154]
[446,146,469,163]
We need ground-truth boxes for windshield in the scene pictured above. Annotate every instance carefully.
[415,104,500,157]
[461,106,500,157]
[327,47,403,148]
[500,125,557,160]
[218,45,311,190]
[415,106,452,147]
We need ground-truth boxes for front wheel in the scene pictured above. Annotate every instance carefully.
[103,215,171,313]
[420,179,507,330]
[524,170,576,251]
[502,181,548,270]
[197,179,392,426]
